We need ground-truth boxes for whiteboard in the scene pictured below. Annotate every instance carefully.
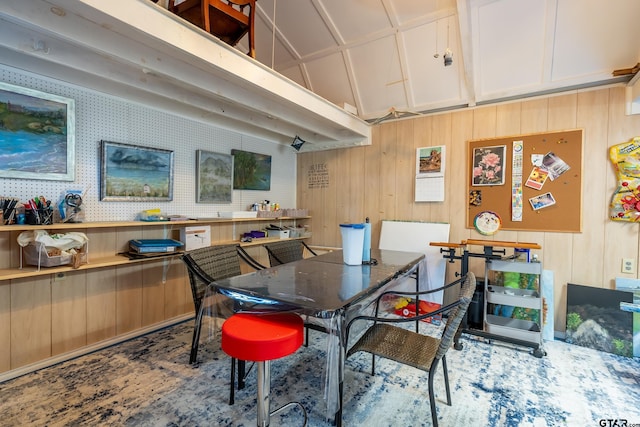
[379,220,450,304]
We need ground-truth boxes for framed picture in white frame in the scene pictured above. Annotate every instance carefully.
[0,81,75,181]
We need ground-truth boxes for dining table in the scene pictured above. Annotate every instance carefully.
[199,248,426,426]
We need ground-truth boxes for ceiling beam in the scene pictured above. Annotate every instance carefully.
[0,0,371,151]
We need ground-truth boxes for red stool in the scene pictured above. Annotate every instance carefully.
[222,312,306,426]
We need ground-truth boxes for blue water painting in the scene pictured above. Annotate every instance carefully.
[102,142,173,200]
[0,129,68,174]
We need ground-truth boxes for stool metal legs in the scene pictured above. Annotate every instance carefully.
[257,360,270,427]
[255,360,307,427]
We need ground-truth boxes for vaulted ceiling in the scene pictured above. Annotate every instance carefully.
[0,0,638,152]
[247,0,640,122]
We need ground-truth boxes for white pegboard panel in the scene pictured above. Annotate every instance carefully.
[0,65,298,222]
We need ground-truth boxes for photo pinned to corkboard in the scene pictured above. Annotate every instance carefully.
[472,145,506,186]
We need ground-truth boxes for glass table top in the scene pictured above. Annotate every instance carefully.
[212,248,425,317]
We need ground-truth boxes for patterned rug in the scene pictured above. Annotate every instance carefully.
[1,320,639,426]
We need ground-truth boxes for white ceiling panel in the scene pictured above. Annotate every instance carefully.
[262,0,337,56]
[388,0,454,26]
[243,0,640,122]
[475,0,547,98]
[348,35,407,116]
[254,19,298,68]
[403,18,464,109]
[552,0,640,82]
[278,63,307,88]
[305,51,355,107]
[321,0,391,43]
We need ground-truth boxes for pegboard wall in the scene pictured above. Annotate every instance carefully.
[0,65,297,221]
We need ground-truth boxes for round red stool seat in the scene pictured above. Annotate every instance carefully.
[222,312,303,362]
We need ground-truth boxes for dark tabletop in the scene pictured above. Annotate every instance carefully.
[212,248,425,318]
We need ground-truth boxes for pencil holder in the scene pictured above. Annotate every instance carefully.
[25,208,54,225]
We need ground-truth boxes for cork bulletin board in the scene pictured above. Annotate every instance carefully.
[466,129,583,233]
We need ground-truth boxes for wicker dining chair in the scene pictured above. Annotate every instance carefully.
[345,272,476,427]
[182,244,263,405]
[263,239,324,346]
[263,239,317,266]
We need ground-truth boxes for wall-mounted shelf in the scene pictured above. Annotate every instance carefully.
[0,216,311,233]
[1,217,311,281]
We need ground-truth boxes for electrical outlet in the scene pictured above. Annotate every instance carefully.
[621,258,636,274]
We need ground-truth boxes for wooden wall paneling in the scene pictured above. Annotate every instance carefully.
[142,225,169,240]
[521,98,549,133]
[235,222,252,241]
[430,114,452,223]
[363,127,383,249]
[115,263,143,335]
[494,103,522,243]
[9,230,22,268]
[86,227,117,260]
[348,147,366,224]
[496,102,522,136]
[547,93,578,129]
[11,276,51,368]
[472,105,498,139]
[450,110,474,244]
[468,106,498,274]
[603,87,640,286]
[411,116,433,222]
[393,120,415,221]
[322,150,339,246]
[164,258,190,318]
[290,86,639,335]
[541,93,577,333]
[0,232,11,269]
[519,94,572,331]
[379,122,398,221]
[296,151,315,228]
[544,232,572,332]
[0,282,10,371]
[51,270,87,355]
[116,227,142,255]
[574,89,610,287]
[86,268,117,345]
[141,258,167,327]
[335,149,351,224]
[302,151,324,244]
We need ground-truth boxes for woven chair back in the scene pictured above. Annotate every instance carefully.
[435,272,476,360]
[264,240,305,266]
[183,244,242,311]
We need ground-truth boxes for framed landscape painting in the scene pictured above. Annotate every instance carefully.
[0,81,75,181]
[231,149,271,190]
[100,140,174,201]
[196,150,233,203]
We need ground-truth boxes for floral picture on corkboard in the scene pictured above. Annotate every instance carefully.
[472,145,506,186]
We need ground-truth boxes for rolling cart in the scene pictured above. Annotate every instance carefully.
[431,239,546,358]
